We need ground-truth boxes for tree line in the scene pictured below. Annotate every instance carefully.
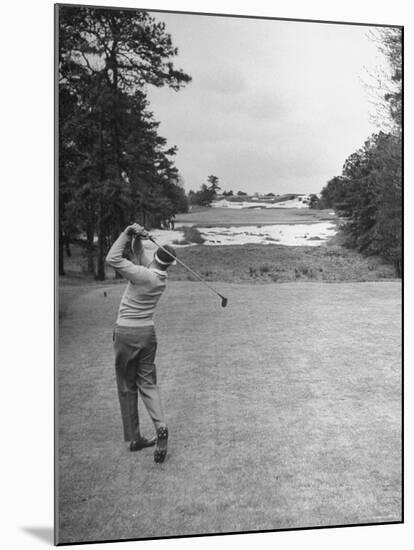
[315,28,402,275]
[59,6,191,278]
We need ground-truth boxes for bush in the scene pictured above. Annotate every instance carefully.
[259,263,271,275]
[324,247,342,257]
[172,239,190,245]
[181,226,206,244]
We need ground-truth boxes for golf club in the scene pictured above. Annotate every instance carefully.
[147,235,228,308]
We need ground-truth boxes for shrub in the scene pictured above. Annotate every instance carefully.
[323,247,342,257]
[181,226,206,244]
[259,263,271,275]
[172,239,190,245]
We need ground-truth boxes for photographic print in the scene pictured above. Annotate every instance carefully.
[56,3,403,545]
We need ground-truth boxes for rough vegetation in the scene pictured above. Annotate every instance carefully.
[62,234,398,285]
[168,240,397,284]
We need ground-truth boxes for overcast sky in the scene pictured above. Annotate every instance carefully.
[146,11,389,195]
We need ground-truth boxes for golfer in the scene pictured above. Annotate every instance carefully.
[106,223,176,463]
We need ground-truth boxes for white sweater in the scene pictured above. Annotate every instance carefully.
[106,232,168,327]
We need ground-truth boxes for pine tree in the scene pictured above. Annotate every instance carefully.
[58,6,191,278]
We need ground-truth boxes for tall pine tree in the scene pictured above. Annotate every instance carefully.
[58,6,191,278]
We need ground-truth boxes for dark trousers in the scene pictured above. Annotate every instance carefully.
[113,325,165,441]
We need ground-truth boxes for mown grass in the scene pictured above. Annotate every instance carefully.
[175,207,335,226]
[57,281,402,543]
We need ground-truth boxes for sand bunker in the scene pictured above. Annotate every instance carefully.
[212,196,311,209]
[197,223,336,246]
[147,222,337,248]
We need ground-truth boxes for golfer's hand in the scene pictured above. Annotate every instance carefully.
[125,223,149,239]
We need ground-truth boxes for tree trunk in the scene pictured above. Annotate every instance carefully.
[86,227,95,276]
[64,238,72,257]
[396,258,402,278]
[96,247,105,280]
[109,229,123,280]
[96,204,106,281]
[96,105,106,282]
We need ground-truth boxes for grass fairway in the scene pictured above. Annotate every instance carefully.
[57,281,401,543]
[175,206,335,226]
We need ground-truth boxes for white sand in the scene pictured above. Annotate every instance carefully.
[145,222,337,249]
[197,223,337,246]
[212,196,311,209]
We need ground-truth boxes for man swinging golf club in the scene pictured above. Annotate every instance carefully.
[106,223,176,463]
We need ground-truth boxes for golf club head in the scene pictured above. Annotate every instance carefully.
[221,297,228,308]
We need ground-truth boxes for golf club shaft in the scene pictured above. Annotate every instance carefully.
[148,236,225,301]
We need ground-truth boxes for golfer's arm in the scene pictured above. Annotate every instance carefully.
[131,236,152,267]
[106,232,148,284]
